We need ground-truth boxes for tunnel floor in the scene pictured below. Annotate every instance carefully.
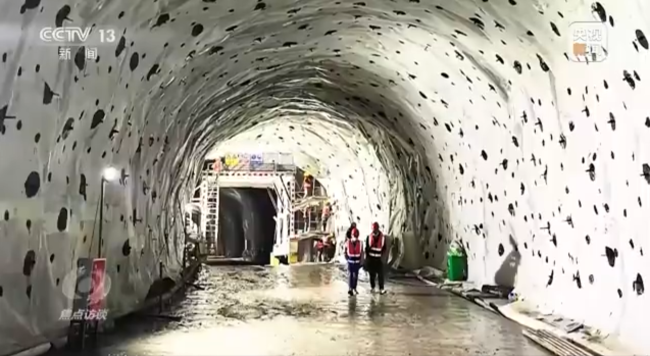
[57,264,550,356]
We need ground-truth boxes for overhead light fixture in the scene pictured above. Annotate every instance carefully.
[102,166,119,182]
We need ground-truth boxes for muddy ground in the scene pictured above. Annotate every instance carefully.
[50,264,550,356]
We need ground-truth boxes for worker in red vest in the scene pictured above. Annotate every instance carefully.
[345,227,363,296]
[365,222,387,294]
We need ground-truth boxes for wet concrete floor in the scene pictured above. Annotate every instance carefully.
[68,264,550,356]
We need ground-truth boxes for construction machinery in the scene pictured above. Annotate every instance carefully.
[194,152,333,265]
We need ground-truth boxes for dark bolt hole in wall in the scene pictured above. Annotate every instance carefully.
[218,188,277,265]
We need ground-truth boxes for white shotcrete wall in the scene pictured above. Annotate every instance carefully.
[0,0,649,355]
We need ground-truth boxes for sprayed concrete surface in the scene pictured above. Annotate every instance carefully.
[53,264,550,356]
[2,0,650,353]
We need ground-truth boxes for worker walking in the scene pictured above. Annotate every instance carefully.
[345,227,363,296]
[345,222,357,240]
[343,222,357,257]
[365,222,387,294]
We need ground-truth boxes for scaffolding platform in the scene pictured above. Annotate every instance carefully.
[292,230,330,241]
[194,155,335,265]
[197,155,298,261]
[292,195,328,212]
[204,256,257,266]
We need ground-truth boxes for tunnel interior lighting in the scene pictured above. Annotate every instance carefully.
[102,167,119,182]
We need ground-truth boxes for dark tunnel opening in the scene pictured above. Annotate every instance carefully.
[218,187,277,265]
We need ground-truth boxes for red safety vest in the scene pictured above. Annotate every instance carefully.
[368,232,384,258]
[347,240,362,263]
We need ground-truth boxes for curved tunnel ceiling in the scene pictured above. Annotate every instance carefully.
[1,0,649,354]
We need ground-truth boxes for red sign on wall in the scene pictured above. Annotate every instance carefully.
[88,258,107,311]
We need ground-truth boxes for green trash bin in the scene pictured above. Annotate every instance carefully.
[447,242,467,281]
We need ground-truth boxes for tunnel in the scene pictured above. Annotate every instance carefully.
[217,187,277,264]
[0,0,649,354]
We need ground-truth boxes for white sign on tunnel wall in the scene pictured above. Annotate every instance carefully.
[569,21,608,62]
[250,153,263,165]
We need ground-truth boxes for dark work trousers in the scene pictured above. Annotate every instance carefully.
[366,257,385,290]
[348,263,361,290]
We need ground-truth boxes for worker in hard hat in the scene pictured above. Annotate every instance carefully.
[345,226,363,296]
[343,222,357,257]
[345,222,357,241]
[365,222,387,294]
